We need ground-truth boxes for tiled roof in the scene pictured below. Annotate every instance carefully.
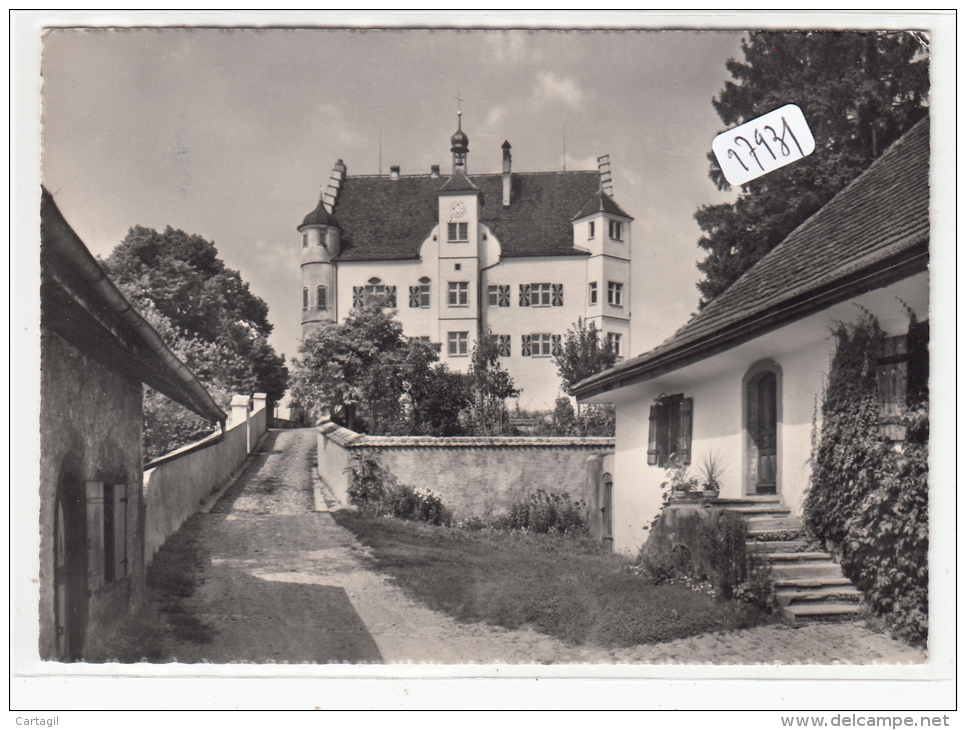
[575,116,930,397]
[330,169,606,260]
[438,167,480,193]
[572,189,634,221]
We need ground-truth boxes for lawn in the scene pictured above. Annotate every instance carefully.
[332,511,773,648]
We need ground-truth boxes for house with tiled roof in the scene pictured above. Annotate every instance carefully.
[299,112,634,408]
[573,118,929,556]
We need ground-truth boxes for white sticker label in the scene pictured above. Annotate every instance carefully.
[712,104,816,186]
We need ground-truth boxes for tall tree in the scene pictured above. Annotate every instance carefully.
[554,318,618,395]
[290,301,470,436]
[470,328,520,435]
[696,30,929,307]
[102,225,288,406]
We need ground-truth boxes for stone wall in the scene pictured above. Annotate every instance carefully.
[39,331,146,661]
[317,421,613,521]
[143,395,268,563]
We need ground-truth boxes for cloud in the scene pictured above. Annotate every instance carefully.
[533,71,584,108]
[316,102,363,147]
[484,105,507,130]
[483,31,538,64]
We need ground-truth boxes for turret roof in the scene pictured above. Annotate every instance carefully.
[572,189,634,221]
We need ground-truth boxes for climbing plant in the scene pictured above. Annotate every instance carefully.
[804,312,929,644]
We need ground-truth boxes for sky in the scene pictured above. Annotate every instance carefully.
[39,22,745,367]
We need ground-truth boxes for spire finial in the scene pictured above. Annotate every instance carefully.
[455,90,463,116]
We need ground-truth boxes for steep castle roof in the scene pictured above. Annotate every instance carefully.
[574,116,930,398]
[330,169,611,260]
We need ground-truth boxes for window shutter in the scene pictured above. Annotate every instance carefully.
[386,286,397,308]
[409,286,420,308]
[647,405,660,466]
[114,483,128,579]
[552,283,564,306]
[85,481,105,592]
[519,284,530,307]
[352,286,364,308]
[551,334,562,357]
[677,398,693,465]
[521,334,532,357]
[499,285,510,307]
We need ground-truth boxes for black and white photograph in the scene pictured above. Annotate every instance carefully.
[12,10,956,714]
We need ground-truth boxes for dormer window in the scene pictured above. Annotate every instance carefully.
[609,220,623,241]
[448,222,469,242]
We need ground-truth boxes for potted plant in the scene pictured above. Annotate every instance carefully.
[662,453,700,501]
[698,450,726,500]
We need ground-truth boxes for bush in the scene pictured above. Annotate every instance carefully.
[345,449,396,511]
[805,314,929,644]
[501,490,587,535]
[388,485,447,526]
[701,512,749,600]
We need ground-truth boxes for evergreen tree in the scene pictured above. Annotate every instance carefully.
[696,30,929,307]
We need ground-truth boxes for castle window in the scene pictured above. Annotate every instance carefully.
[316,285,328,310]
[448,222,469,242]
[607,332,622,358]
[607,281,623,307]
[448,282,469,307]
[488,285,510,307]
[529,283,563,307]
[448,331,468,356]
[529,333,553,357]
[409,284,430,308]
[302,232,309,248]
[609,220,623,241]
[589,282,598,305]
[588,221,595,239]
[353,284,397,308]
[302,287,308,310]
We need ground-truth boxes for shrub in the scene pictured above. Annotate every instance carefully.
[502,490,587,535]
[805,314,929,645]
[388,485,447,526]
[701,512,751,600]
[345,449,397,511]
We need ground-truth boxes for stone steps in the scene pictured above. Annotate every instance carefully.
[730,499,863,627]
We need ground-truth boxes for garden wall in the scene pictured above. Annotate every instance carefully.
[143,394,268,562]
[317,421,613,521]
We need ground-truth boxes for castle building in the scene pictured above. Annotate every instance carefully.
[299,113,633,409]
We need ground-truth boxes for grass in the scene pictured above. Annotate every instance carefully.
[333,511,774,648]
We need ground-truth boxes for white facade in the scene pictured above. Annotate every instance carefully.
[587,273,928,556]
[299,130,634,409]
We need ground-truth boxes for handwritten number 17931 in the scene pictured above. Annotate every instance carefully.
[728,116,805,173]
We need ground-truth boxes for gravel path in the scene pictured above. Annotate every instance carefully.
[103,427,924,665]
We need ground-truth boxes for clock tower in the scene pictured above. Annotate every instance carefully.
[435,111,484,370]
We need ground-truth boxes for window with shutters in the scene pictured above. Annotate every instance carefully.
[647,395,693,468]
[448,222,469,242]
[86,481,128,589]
[409,283,430,308]
[488,285,510,307]
[876,322,928,441]
[448,282,469,307]
[528,333,553,357]
[530,283,552,307]
[354,282,397,308]
[316,285,328,309]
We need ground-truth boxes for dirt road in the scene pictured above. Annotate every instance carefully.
[101,427,924,665]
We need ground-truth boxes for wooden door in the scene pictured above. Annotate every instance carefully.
[751,372,778,494]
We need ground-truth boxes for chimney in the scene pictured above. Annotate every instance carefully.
[430,164,440,179]
[390,165,400,180]
[502,140,512,207]
[322,159,347,213]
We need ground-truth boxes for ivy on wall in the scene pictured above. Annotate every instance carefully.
[804,313,929,644]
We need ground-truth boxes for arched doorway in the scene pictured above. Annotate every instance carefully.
[743,361,782,496]
[53,469,87,661]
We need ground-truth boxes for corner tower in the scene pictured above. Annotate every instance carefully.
[299,159,345,338]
